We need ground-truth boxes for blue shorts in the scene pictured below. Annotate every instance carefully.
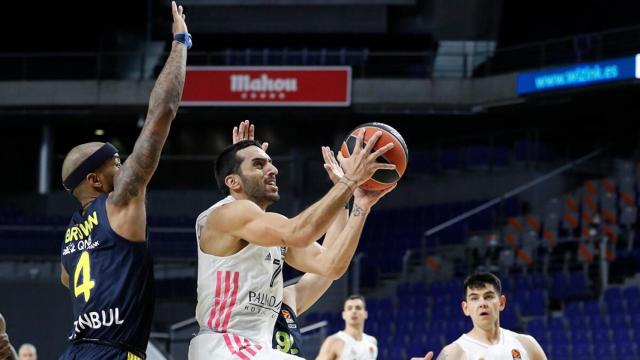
[59,342,144,360]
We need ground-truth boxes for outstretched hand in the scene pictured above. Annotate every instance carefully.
[354,183,396,210]
[232,120,269,151]
[171,1,188,36]
[321,146,344,185]
[322,144,396,210]
[339,128,396,188]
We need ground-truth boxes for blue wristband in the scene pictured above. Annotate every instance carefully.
[174,32,192,50]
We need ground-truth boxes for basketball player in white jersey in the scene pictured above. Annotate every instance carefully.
[230,120,396,358]
[435,272,547,360]
[188,123,395,359]
[316,295,378,360]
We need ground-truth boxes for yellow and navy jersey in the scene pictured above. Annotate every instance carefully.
[61,193,154,356]
[272,302,305,358]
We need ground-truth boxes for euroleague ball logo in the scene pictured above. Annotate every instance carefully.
[282,310,291,319]
[511,349,522,360]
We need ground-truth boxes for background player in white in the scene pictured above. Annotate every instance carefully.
[315,295,377,360]
[17,344,36,360]
[435,272,547,360]
[188,123,395,359]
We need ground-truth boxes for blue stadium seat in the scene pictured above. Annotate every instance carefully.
[593,344,614,360]
[622,286,640,302]
[603,287,622,303]
[547,317,566,332]
[565,301,582,318]
[550,344,570,360]
[570,329,591,345]
[613,345,637,360]
[609,314,628,330]
[572,345,593,360]
[582,300,601,316]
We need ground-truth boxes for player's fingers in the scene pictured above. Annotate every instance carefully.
[248,123,255,140]
[232,126,239,141]
[363,131,382,154]
[353,128,365,154]
[369,142,394,159]
[372,163,396,171]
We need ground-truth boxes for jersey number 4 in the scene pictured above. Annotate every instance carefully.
[74,251,96,302]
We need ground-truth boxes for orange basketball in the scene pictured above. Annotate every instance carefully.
[340,122,408,191]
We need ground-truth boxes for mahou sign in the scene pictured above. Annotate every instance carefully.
[182,66,351,107]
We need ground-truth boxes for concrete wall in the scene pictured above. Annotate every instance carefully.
[0,73,519,111]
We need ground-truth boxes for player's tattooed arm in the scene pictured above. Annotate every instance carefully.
[111,2,187,205]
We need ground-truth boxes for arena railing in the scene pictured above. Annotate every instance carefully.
[3,24,640,81]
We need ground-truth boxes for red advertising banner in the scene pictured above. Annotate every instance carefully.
[182,66,351,107]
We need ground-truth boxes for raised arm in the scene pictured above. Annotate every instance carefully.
[209,129,395,251]
[286,148,396,314]
[286,145,396,269]
[209,180,352,249]
[110,1,188,206]
[106,2,188,241]
[284,183,349,314]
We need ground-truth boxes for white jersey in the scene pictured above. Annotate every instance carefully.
[194,196,285,345]
[335,331,378,360]
[453,328,529,360]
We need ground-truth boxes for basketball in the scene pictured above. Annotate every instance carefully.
[340,122,408,191]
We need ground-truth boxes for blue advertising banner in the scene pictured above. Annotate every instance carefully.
[516,55,640,95]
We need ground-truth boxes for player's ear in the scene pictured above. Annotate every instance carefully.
[499,294,506,311]
[86,173,102,189]
[225,174,241,192]
[461,300,470,316]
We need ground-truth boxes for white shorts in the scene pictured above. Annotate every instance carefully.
[188,332,305,360]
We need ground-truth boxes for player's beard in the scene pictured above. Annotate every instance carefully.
[241,174,280,208]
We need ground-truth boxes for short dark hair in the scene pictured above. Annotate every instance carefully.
[463,272,502,298]
[344,294,366,309]
[214,140,262,195]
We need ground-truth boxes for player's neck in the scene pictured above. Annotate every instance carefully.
[232,192,268,211]
[77,192,100,211]
[344,324,364,340]
[469,324,501,345]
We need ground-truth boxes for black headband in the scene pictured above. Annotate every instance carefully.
[63,142,119,192]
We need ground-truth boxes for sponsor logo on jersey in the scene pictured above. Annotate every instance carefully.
[69,307,124,339]
[245,290,282,316]
[63,235,100,256]
[65,211,99,243]
[512,349,522,360]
